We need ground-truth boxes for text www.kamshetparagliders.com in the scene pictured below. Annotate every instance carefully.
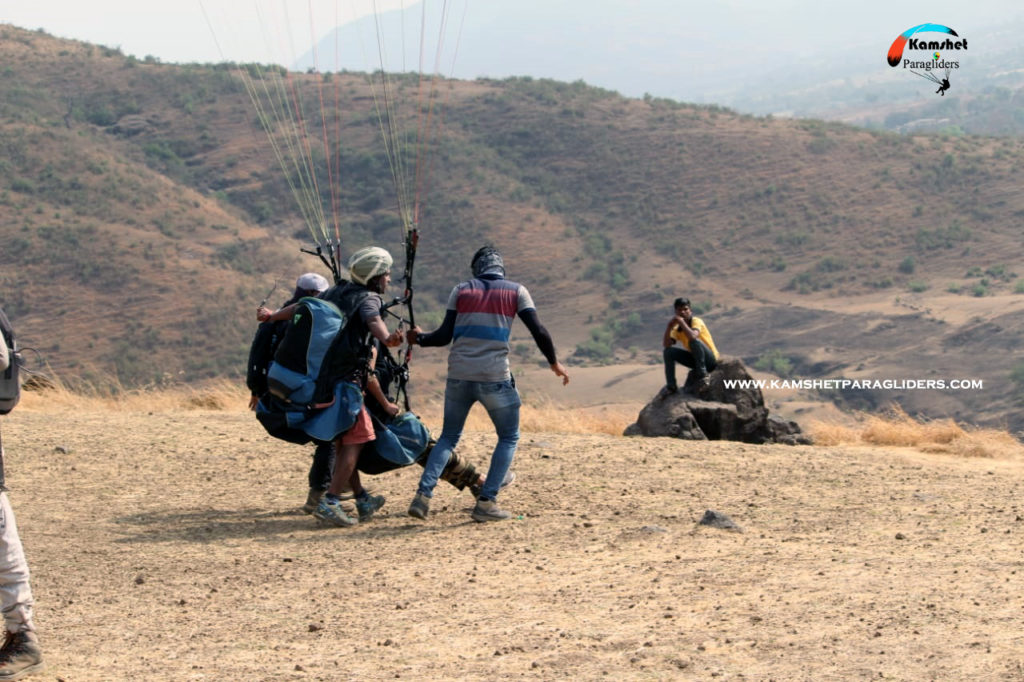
[724,378,985,391]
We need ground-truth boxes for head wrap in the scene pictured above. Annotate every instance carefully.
[348,246,394,285]
[295,272,330,294]
[470,245,504,277]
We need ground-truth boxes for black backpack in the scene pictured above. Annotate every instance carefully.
[246,319,288,397]
[0,308,21,415]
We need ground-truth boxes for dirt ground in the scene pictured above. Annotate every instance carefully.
[3,405,1024,681]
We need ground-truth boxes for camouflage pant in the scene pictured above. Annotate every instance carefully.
[431,446,479,491]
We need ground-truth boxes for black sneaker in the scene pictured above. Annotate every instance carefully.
[655,385,678,401]
[0,630,44,680]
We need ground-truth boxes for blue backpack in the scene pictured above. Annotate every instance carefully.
[256,297,365,443]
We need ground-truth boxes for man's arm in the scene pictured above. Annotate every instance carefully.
[518,308,569,386]
[367,315,403,347]
[663,317,680,348]
[365,345,400,416]
[257,303,297,323]
[407,309,456,347]
[681,318,701,341]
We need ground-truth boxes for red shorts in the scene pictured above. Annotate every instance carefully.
[340,405,375,446]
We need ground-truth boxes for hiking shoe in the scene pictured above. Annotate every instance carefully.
[656,385,678,401]
[470,470,517,499]
[0,630,43,680]
[696,375,712,397]
[301,488,326,515]
[471,498,512,523]
[355,493,386,521]
[313,498,358,527]
[303,489,354,515]
[408,493,430,520]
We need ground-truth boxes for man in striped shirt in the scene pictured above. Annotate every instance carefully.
[406,246,569,522]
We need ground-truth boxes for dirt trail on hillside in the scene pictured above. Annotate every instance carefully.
[3,409,1024,681]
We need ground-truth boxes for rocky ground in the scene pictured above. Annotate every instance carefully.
[3,405,1024,681]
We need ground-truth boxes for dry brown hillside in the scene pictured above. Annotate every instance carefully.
[1,25,1022,430]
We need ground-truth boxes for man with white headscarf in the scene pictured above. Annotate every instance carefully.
[406,245,570,523]
[308,247,404,525]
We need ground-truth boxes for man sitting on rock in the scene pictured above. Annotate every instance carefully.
[661,297,719,397]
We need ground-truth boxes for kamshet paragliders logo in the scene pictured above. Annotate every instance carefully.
[886,23,966,96]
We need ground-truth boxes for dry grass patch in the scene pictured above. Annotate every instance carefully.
[19,378,248,413]
[808,405,1024,458]
[20,380,632,435]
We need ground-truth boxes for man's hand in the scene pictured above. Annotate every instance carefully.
[385,402,401,417]
[248,394,260,411]
[550,361,570,386]
[385,329,403,348]
[406,326,423,345]
[256,306,273,322]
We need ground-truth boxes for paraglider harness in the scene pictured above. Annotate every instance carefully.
[255,284,372,444]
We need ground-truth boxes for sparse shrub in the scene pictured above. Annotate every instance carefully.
[776,231,809,247]
[9,178,34,194]
[907,280,929,292]
[806,134,837,154]
[898,256,915,274]
[915,221,972,251]
[816,256,847,273]
[754,349,793,377]
[1011,361,1024,403]
[985,264,1013,282]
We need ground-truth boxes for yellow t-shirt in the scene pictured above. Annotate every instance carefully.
[670,316,719,360]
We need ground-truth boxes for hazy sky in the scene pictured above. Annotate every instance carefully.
[1,0,412,64]
[3,1,1021,85]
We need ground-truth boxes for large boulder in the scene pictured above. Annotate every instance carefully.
[624,357,812,445]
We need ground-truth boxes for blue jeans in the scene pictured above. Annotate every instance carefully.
[417,378,521,501]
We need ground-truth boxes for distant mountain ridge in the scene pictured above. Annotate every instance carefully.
[297,2,1024,134]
